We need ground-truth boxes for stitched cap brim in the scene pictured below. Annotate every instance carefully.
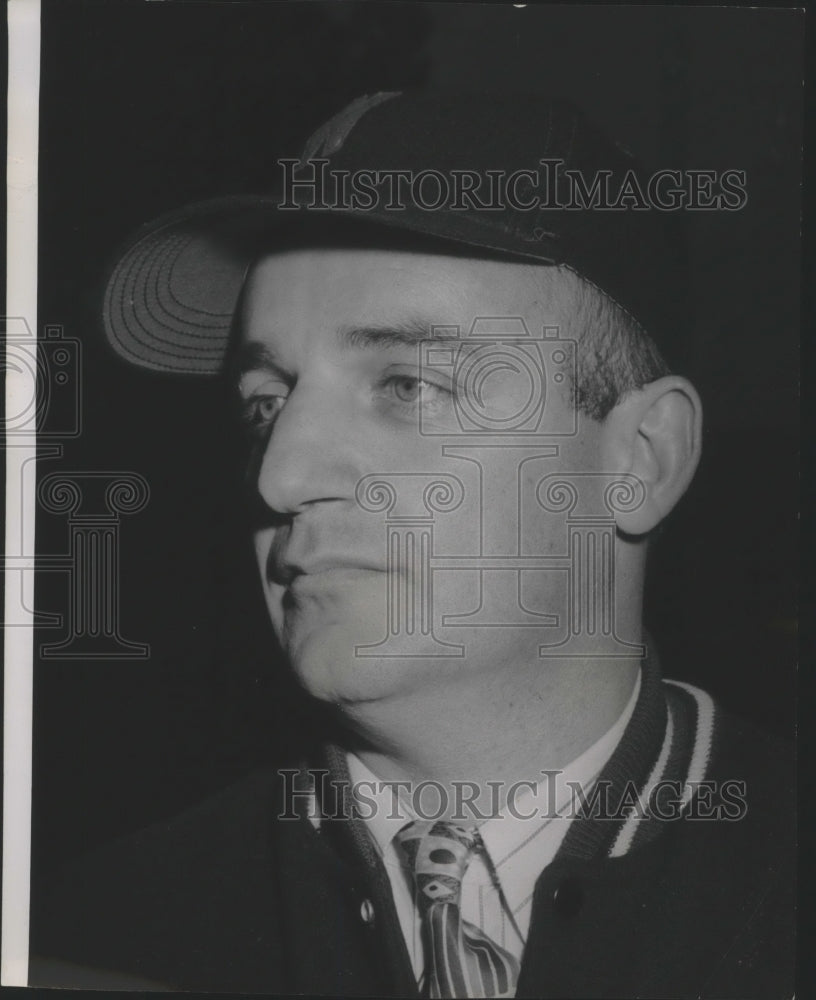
[103,193,570,375]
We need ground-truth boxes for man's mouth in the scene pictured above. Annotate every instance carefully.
[268,556,386,588]
[287,566,384,593]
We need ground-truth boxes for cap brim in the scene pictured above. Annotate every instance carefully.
[103,194,563,375]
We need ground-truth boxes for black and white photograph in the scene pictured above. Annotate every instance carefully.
[3,2,802,997]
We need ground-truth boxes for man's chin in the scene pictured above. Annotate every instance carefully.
[283,622,441,705]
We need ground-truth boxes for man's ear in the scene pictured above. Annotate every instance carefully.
[600,376,703,535]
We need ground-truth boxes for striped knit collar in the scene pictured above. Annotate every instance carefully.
[555,648,718,863]
[555,643,668,861]
[315,644,716,868]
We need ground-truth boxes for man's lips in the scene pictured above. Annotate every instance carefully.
[268,557,386,587]
[286,566,385,595]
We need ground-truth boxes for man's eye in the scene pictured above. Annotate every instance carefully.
[382,374,450,407]
[392,375,424,402]
[241,395,284,429]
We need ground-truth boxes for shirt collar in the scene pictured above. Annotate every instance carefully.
[345,753,418,860]
[475,670,640,917]
[345,668,641,876]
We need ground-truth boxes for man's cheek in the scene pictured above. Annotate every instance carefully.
[276,581,390,652]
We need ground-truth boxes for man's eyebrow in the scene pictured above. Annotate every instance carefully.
[231,322,461,381]
[338,322,461,349]
[231,342,289,381]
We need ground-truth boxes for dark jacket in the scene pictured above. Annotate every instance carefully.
[30,667,795,998]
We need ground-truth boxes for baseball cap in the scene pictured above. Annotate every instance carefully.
[103,91,687,375]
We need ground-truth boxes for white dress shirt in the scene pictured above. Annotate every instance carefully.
[344,672,641,983]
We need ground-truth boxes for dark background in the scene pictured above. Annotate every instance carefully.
[31,0,801,892]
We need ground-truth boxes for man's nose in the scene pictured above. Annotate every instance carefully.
[254,383,362,515]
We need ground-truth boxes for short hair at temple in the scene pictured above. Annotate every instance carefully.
[535,265,671,422]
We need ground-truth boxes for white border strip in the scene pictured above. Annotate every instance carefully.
[3,0,41,986]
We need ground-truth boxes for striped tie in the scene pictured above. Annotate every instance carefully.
[396,820,520,999]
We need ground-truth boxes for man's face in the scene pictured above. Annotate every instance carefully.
[237,247,604,705]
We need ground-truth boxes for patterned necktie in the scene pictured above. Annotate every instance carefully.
[396,819,521,999]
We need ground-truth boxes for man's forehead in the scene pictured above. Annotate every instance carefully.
[241,245,570,329]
